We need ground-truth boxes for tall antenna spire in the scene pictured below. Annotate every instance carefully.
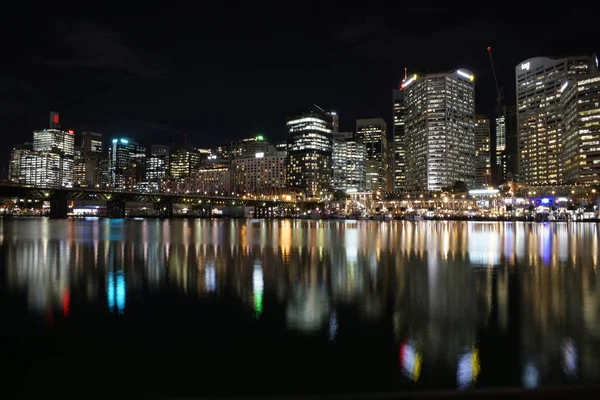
[404,67,408,81]
[184,133,188,146]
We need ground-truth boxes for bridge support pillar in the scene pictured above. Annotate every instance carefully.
[49,198,68,219]
[106,200,126,218]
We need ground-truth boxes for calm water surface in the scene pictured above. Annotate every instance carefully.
[1,218,599,397]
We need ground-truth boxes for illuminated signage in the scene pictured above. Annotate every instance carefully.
[256,135,264,141]
[112,139,118,144]
[67,129,74,134]
[403,74,417,88]
[557,197,568,202]
[457,70,474,81]
[53,113,59,124]
[120,138,129,144]
[541,198,550,204]
[560,81,569,93]
[521,62,530,71]
[255,152,264,158]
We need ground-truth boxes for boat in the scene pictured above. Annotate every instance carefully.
[347,210,368,220]
[405,212,423,221]
[372,212,393,221]
[309,210,323,220]
[330,210,346,219]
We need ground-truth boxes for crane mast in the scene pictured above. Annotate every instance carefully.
[487,46,504,117]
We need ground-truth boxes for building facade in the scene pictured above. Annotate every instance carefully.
[285,105,334,199]
[393,89,406,191]
[404,70,476,191]
[356,118,387,191]
[332,132,366,191]
[146,145,170,191]
[108,138,146,189]
[33,128,75,186]
[9,148,62,187]
[561,72,600,186]
[516,55,597,185]
[475,116,491,187]
[230,135,275,159]
[232,151,286,195]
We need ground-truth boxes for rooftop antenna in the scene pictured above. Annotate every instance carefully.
[184,133,188,147]
[404,67,408,81]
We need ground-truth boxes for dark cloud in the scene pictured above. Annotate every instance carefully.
[42,22,168,79]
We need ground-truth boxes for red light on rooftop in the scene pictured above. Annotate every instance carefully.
[67,129,74,134]
[400,83,404,89]
[53,114,59,123]
[487,46,491,52]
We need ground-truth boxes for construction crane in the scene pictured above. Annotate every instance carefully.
[487,46,504,118]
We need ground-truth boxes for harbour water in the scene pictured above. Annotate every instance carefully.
[1,218,599,397]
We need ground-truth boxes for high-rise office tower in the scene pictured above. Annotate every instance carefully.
[286,105,334,199]
[516,55,597,185]
[404,69,476,191]
[356,118,387,191]
[169,146,201,179]
[393,89,406,191]
[33,121,75,187]
[81,132,103,154]
[332,132,366,191]
[561,72,600,185]
[504,105,518,181]
[475,116,491,187]
[146,145,170,189]
[327,111,339,133]
[73,145,86,185]
[495,115,505,170]
[108,138,146,189]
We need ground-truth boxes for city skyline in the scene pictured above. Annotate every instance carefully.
[2,5,598,171]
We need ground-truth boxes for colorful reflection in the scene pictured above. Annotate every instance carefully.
[1,219,600,390]
[107,270,126,314]
[399,338,422,382]
[457,346,480,389]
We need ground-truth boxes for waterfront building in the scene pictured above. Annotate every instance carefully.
[404,69,476,191]
[356,118,387,191]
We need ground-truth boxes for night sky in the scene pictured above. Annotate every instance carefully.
[1,4,597,172]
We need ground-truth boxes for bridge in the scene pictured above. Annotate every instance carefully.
[0,184,304,218]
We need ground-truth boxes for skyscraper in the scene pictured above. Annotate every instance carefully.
[404,69,476,191]
[146,145,170,190]
[516,55,597,185]
[81,132,103,154]
[504,105,518,182]
[561,72,600,185]
[356,118,387,191]
[169,146,201,179]
[32,125,75,187]
[332,132,366,191]
[108,138,146,189]
[393,89,406,191]
[286,105,334,199]
[475,116,491,187]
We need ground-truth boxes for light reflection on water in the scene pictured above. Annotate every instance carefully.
[1,218,600,393]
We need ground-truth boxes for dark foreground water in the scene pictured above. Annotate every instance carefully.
[1,218,599,398]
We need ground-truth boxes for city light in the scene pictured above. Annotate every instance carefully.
[120,138,129,144]
[560,81,569,92]
[457,69,474,81]
[469,189,499,195]
[255,152,264,158]
[403,74,417,88]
